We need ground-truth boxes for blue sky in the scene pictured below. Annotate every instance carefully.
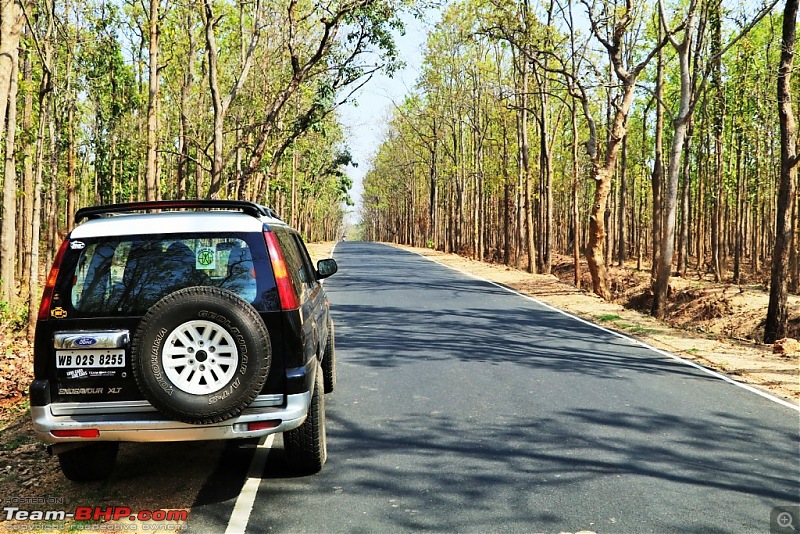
[338,10,436,224]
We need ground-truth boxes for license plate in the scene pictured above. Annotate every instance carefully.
[56,349,126,368]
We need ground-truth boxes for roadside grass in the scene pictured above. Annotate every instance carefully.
[622,324,660,335]
[595,314,622,322]
[593,313,660,336]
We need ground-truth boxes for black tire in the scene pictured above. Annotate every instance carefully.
[131,286,271,424]
[322,320,336,394]
[284,362,327,474]
[58,442,119,482]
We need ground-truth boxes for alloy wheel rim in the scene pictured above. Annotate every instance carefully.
[162,319,239,395]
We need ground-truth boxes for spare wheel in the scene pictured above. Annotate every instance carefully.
[131,286,271,424]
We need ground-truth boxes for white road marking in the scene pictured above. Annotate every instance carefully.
[410,248,800,413]
[225,239,339,532]
[225,434,275,534]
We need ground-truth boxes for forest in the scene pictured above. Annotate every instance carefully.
[0,0,403,339]
[0,0,795,344]
[360,0,799,342]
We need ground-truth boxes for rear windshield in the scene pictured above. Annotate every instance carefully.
[54,232,278,316]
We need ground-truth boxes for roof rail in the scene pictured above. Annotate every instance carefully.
[74,200,280,225]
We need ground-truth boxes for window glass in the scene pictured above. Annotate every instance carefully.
[68,235,263,314]
[292,234,317,286]
[274,231,309,301]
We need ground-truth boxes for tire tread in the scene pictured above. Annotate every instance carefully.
[284,363,327,474]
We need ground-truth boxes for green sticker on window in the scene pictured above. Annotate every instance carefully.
[196,247,216,270]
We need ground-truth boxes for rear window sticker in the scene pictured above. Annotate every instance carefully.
[196,246,216,270]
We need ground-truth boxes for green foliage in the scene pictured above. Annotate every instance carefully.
[2,433,35,452]
[73,3,140,203]
[0,299,29,332]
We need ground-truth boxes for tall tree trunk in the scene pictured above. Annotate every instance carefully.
[789,187,798,292]
[585,73,644,301]
[428,117,438,247]
[19,51,33,289]
[178,10,197,200]
[651,15,665,284]
[677,123,692,277]
[733,131,744,283]
[0,0,25,302]
[205,0,225,198]
[571,102,580,288]
[710,0,724,281]
[652,5,698,319]
[0,33,20,302]
[517,53,535,273]
[66,101,76,223]
[764,0,798,343]
[501,112,511,266]
[534,62,553,275]
[586,165,613,300]
[27,30,53,342]
[618,133,628,266]
[145,0,160,201]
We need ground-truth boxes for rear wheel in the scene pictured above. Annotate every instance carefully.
[131,286,271,424]
[284,362,327,474]
[58,442,119,482]
[322,321,336,394]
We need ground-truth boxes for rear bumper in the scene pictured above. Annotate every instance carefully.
[30,392,310,443]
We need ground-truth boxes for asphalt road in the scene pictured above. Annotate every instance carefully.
[189,242,800,533]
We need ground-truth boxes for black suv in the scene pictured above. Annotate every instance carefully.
[30,200,338,481]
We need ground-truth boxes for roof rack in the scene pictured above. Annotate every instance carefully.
[74,200,281,225]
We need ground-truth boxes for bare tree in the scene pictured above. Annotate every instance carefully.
[240,0,388,191]
[579,0,673,300]
[764,0,799,343]
[203,0,262,199]
[652,0,780,318]
[652,0,699,318]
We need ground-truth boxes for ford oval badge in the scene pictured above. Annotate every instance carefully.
[74,337,97,346]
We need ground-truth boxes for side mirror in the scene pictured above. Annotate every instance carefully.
[316,258,338,280]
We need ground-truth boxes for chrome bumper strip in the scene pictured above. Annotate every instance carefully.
[31,393,308,443]
[48,394,284,416]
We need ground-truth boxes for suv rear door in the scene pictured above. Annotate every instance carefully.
[272,229,326,366]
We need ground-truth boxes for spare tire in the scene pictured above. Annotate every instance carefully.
[131,286,271,424]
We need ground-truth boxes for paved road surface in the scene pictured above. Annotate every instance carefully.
[189,242,800,533]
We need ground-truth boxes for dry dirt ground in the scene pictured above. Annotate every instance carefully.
[0,241,796,533]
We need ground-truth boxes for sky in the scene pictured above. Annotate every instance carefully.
[337,10,436,225]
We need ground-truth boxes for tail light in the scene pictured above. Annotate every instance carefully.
[264,231,299,310]
[37,239,69,320]
[51,429,100,438]
[246,420,281,432]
